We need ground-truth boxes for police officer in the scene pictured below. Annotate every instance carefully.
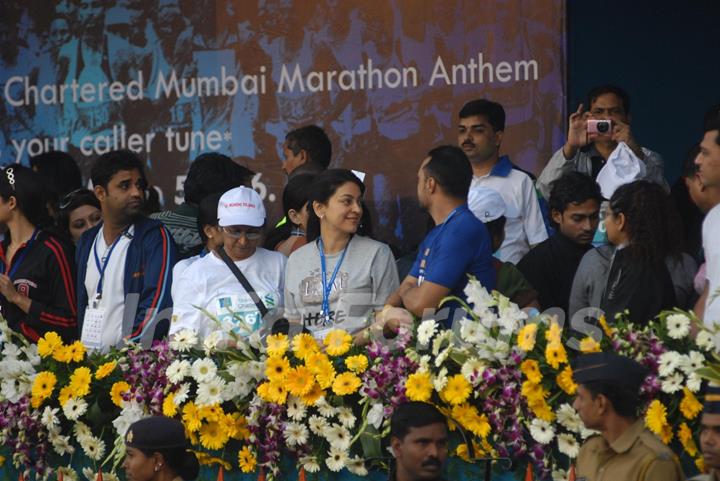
[572,352,684,481]
[690,384,720,481]
[123,416,200,481]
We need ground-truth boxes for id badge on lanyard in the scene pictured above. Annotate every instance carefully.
[81,307,105,349]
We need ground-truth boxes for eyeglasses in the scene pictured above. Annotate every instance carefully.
[222,226,262,240]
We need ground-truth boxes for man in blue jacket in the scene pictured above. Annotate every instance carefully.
[77,150,177,350]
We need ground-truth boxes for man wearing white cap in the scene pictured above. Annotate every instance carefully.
[170,187,286,340]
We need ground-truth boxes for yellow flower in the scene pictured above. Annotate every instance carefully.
[456,443,471,462]
[517,323,538,351]
[440,374,471,406]
[696,457,705,473]
[323,329,352,356]
[332,372,362,396]
[528,397,555,422]
[306,353,336,389]
[300,382,324,406]
[52,345,72,363]
[69,366,92,397]
[238,445,257,473]
[228,413,250,440]
[95,361,116,380]
[521,381,546,403]
[30,371,57,408]
[520,359,542,384]
[258,381,288,404]
[545,343,568,369]
[645,400,668,435]
[579,336,601,353]
[37,332,63,358]
[680,388,703,420]
[678,422,698,457]
[266,333,289,358]
[58,386,74,406]
[163,394,178,417]
[345,355,369,373]
[556,366,577,395]
[110,381,131,407]
[199,421,230,450]
[67,341,86,362]
[598,315,616,337]
[183,402,202,432]
[660,424,673,444]
[405,372,433,402]
[195,451,232,470]
[544,321,562,346]
[199,405,225,422]
[285,365,316,397]
[265,356,291,382]
[292,333,319,360]
[452,403,490,438]
[0,455,4,466]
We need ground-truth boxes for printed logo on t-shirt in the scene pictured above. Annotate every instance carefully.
[299,269,349,304]
[213,292,279,336]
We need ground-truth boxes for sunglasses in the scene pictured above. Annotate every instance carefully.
[58,188,90,210]
[222,226,262,240]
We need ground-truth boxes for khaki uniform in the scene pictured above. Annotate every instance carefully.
[576,419,684,481]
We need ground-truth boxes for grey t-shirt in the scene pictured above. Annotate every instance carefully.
[284,235,399,339]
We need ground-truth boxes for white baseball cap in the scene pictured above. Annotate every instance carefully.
[217,186,266,227]
[468,186,506,222]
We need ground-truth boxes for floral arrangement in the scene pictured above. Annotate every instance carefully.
[0,279,715,481]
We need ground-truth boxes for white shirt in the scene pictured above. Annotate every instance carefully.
[470,159,548,264]
[83,226,133,350]
[170,252,204,304]
[703,204,720,326]
[170,248,286,340]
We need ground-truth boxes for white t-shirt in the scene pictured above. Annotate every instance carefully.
[170,248,286,340]
[170,253,204,304]
[703,204,720,326]
[83,226,132,350]
[471,167,548,264]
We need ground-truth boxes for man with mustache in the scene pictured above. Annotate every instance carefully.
[690,384,720,480]
[76,150,177,351]
[390,402,449,481]
[458,99,548,264]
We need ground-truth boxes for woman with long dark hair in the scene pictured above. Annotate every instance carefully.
[54,188,102,244]
[284,169,400,340]
[0,165,77,342]
[264,173,314,256]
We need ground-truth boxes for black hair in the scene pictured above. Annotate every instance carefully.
[583,381,641,419]
[423,145,472,200]
[29,151,82,200]
[0,164,52,228]
[90,150,146,189]
[263,174,315,250]
[682,144,702,178]
[703,104,720,130]
[705,116,720,147]
[484,216,506,251]
[608,180,682,264]
[285,125,332,170]
[183,153,254,205]
[54,189,101,240]
[138,446,199,481]
[548,172,604,213]
[586,85,631,114]
[306,169,365,241]
[390,402,447,440]
[196,192,222,245]
[458,99,505,132]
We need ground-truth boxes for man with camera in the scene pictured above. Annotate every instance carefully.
[537,85,668,199]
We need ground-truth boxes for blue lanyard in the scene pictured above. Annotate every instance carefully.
[318,237,350,325]
[417,206,463,285]
[0,229,39,278]
[92,228,128,299]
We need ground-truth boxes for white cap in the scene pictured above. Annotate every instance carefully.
[468,186,506,222]
[217,187,266,227]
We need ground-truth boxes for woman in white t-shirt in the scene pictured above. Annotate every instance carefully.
[284,169,404,341]
[170,187,286,340]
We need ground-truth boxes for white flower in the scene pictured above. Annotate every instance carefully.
[228,377,252,399]
[556,404,583,433]
[112,402,145,437]
[63,398,88,421]
[432,367,448,392]
[657,351,681,377]
[661,373,683,394]
[23,344,40,365]
[367,403,384,429]
[681,351,705,376]
[417,355,432,372]
[461,359,485,386]
[697,330,715,351]
[557,433,580,458]
[166,360,191,384]
[174,383,190,405]
[56,467,79,481]
[347,456,368,476]
[417,320,438,346]
[73,421,92,440]
[284,422,309,446]
[529,419,555,444]
[459,318,484,344]
[80,436,105,461]
[196,376,226,406]
[248,330,263,350]
[49,431,75,456]
[687,373,703,393]
[301,456,320,473]
[336,407,356,428]
[203,330,224,353]
[326,446,349,472]
[580,427,598,439]
[552,469,568,481]
[464,279,495,313]
[169,329,198,351]
[308,415,329,435]
[497,303,527,335]
[41,406,60,429]
[666,313,691,339]
[287,396,307,421]
[431,331,453,356]
[324,424,351,450]
[247,361,265,380]
[191,358,217,383]
[316,397,336,418]
[82,469,119,481]
[434,346,452,368]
